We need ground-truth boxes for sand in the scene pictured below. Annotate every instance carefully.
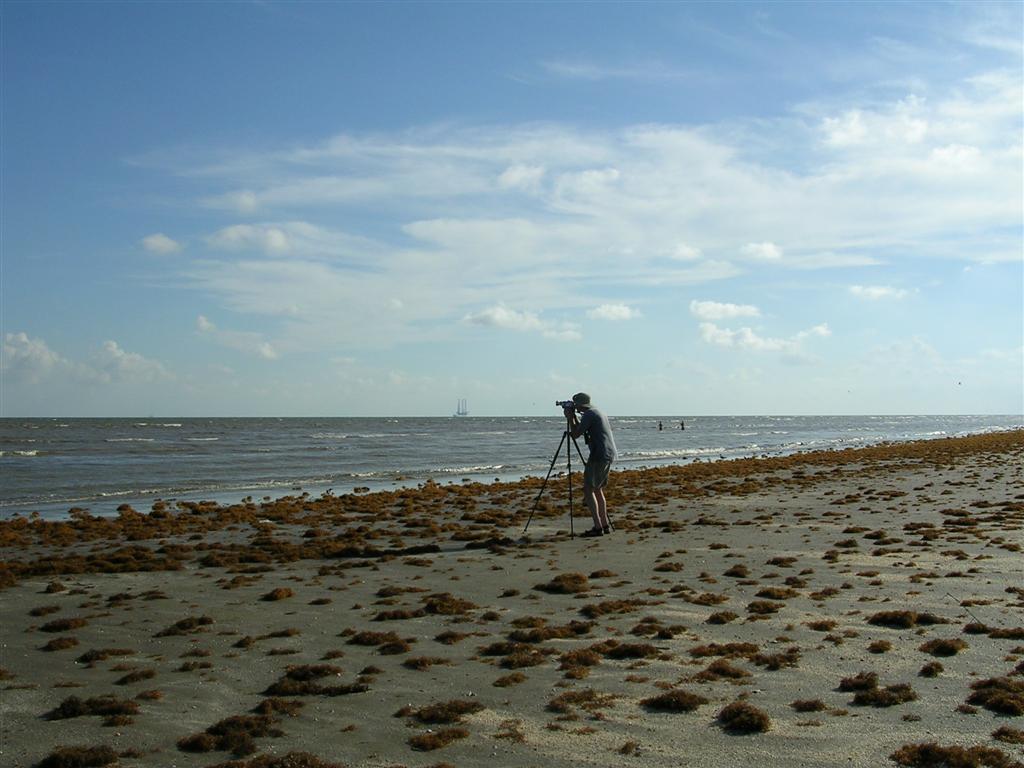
[1,431,1022,768]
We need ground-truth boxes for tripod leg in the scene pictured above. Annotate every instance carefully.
[567,429,574,539]
[570,435,588,466]
[523,430,568,534]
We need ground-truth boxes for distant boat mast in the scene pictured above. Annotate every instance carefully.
[454,398,469,417]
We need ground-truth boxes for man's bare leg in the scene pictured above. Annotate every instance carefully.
[594,488,610,530]
[584,488,601,530]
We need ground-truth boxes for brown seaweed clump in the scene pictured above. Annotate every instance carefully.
[261,588,294,602]
[408,727,469,751]
[203,753,346,768]
[534,572,590,594]
[508,620,594,643]
[36,745,120,768]
[640,689,709,713]
[177,714,284,757]
[790,700,826,713]
[39,618,88,633]
[967,677,1024,716]
[346,630,414,655]
[992,727,1024,745]
[852,683,917,708]
[77,648,135,667]
[114,668,156,685]
[395,699,484,725]
[751,647,801,670]
[263,665,368,697]
[707,611,738,625]
[41,637,79,652]
[493,672,527,687]
[838,671,879,692]
[154,616,213,637]
[689,642,759,659]
[579,599,652,619]
[252,698,304,717]
[693,658,750,682]
[746,600,784,615]
[45,695,139,721]
[716,701,771,734]
[918,638,968,657]
[546,688,617,715]
[890,742,1020,768]
[402,656,451,671]
[867,611,947,629]
[421,592,478,615]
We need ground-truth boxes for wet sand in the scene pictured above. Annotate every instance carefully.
[1,431,1022,768]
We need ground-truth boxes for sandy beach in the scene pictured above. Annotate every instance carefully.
[1,430,1022,768]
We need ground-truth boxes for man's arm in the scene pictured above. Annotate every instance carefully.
[567,408,586,440]
[564,406,583,439]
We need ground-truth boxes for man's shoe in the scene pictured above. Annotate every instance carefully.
[580,528,604,538]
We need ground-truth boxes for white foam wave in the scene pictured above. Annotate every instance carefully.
[0,450,40,457]
[105,438,155,442]
[311,432,413,439]
[624,447,725,459]
[434,464,505,474]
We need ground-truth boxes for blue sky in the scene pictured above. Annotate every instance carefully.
[2,1,1021,417]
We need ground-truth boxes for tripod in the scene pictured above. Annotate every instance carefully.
[523,420,590,538]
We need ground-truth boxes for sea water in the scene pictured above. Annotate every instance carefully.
[1,415,1020,519]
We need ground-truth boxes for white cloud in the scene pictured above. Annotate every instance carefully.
[689,300,761,321]
[140,67,1019,357]
[850,285,910,300]
[587,303,640,321]
[92,340,172,383]
[821,97,929,149]
[796,323,832,340]
[465,305,543,332]
[671,243,702,261]
[196,315,278,359]
[205,221,386,267]
[542,58,697,82]
[740,242,783,261]
[698,321,830,355]
[141,233,183,254]
[208,224,291,254]
[2,332,66,382]
[463,305,581,342]
[929,143,983,170]
[498,164,546,191]
[784,252,883,269]
[209,189,259,214]
[822,109,868,147]
[2,332,171,385]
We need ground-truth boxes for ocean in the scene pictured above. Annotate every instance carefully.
[1,414,1020,520]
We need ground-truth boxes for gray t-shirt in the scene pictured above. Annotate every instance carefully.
[579,406,616,462]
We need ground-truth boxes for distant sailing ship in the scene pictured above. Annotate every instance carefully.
[454,398,469,417]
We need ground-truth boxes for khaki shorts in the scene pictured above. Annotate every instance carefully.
[583,457,612,491]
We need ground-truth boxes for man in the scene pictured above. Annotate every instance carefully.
[564,392,617,537]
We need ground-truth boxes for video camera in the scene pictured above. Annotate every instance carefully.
[555,400,577,409]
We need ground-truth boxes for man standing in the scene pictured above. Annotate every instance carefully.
[564,392,617,537]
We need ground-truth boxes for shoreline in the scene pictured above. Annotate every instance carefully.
[4,423,1021,522]
[1,430,1022,767]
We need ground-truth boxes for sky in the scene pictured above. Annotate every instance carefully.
[1,1,1022,417]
